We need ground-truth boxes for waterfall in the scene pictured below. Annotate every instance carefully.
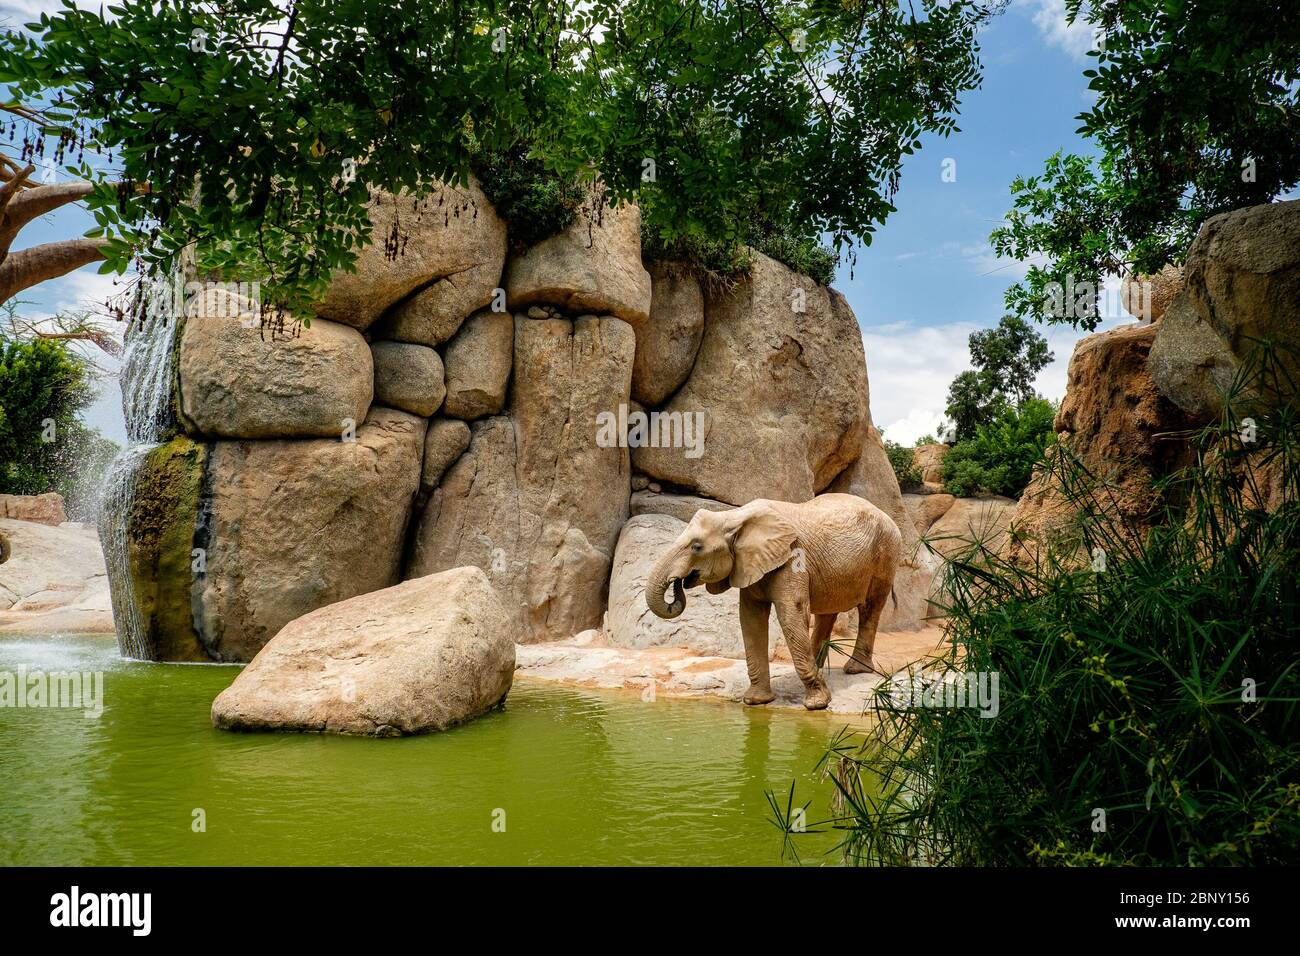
[99,311,179,660]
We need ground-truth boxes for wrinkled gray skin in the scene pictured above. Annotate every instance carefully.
[645,493,902,710]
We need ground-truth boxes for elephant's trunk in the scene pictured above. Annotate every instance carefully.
[646,552,687,619]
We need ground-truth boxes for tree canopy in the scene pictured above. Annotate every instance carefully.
[0,0,995,312]
[992,0,1300,330]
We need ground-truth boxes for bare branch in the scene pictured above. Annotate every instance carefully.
[0,162,35,217]
[0,238,107,305]
[0,180,96,255]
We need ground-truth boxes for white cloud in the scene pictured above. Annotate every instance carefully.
[47,266,126,316]
[1026,0,1096,63]
[864,320,978,445]
[864,300,1133,446]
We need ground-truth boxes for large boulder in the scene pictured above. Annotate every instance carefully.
[633,253,868,505]
[632,261,705,407]
[604,513,779,658]
[924,496,1017,561]
[409,316,634,642]
[912,443,949,486]
[211,566,515,736]
[0,493,67,526]
[629,489,730,523]
[0,517,112,634]
[419,418,471,502]
[177,305,373,439]
[194,407,426,661]
[505,197,652,326]
[1121,263,1184,324]
[317,179,507,333]
[370,340,445,417]
[1149,200,1300,420]
[441,309,513,419]
[903,492,956,534]
[1006,322,1197,566]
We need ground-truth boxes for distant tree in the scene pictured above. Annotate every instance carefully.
[992,0,1300,329]
[0,306,118,507]
[944,315,1053,441]
[944,370,995,445]
[883,438,923,492]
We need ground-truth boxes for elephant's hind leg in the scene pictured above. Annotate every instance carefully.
[739,593,776,705]
[844,578,892,675]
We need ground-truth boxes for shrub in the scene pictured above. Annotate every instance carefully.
[884,439,923,493]
[471,145,587,252]
[0,322,118,511]
[644,207,838,288]
[775,347,1300,866]
[941,399,1056,498]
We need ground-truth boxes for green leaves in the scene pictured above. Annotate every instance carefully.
[1,0,991,305]
[995,0,1300,330]
[941,398,1057,498]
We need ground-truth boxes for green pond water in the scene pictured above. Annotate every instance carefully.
[0,634,854,866]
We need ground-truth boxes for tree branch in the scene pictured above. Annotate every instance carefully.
[0,180,96,256]
[0,239,107,305]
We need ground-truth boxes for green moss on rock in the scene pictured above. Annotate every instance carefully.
[126,436,209,661]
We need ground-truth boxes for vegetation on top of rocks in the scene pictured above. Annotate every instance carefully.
[0,0,996,313]
[992,0,1300,330]
[883,438,924,493]
[940,398,1056,498]
[780,348,1300,866]
[641,208,839,289]
[471,143,586,253]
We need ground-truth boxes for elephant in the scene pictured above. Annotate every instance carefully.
[645,493,902,710]
[0,531,8,565]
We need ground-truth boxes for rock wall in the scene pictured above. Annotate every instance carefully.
[108,184,926,661]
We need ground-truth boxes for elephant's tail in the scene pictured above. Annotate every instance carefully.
[890,588,897,609]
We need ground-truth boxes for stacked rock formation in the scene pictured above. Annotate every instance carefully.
[1005,199,1298,564]
[109,180,930,662]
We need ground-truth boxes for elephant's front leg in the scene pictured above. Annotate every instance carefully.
[739,593,776,705]
[774,591,831,711]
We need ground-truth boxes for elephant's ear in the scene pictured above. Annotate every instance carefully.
[728,503,797,589]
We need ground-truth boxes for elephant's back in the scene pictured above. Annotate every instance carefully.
[798,494,900,551]
[793,495,902,608]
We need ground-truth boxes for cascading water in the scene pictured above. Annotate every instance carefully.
[98,309,179,660]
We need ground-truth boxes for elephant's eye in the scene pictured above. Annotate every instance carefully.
[689,540,703,553]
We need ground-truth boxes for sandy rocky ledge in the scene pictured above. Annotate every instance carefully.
[0,515,114,635]
[514,624,949,716]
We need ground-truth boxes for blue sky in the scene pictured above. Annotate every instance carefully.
[4,0,1131,446]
